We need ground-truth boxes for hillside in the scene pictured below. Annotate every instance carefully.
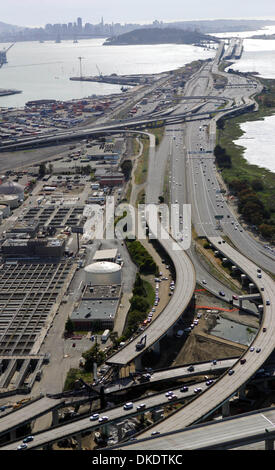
[104,27,219,46]
[0,21,22,34]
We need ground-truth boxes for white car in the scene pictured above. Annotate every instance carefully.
[98,416,109,423]
[123,402,133,410]
[89,413,99,421]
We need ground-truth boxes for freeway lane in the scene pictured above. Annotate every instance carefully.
[0,377,226,451]
[133,236,275,439]
[115,407,275,450]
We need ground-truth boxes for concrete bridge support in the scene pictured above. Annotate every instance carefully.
[249,283,255,293]
[265,438,274,450]
[151,342,160,354]
[52,409,59,426]
[134,355,143,371]
[74,434,82,450]
[167,326,174,338]
[221,400,230,418]
[238,385,246,400]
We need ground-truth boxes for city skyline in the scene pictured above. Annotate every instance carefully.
[1,0,275,28]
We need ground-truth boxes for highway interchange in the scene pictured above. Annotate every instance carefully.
[0,41,275,450]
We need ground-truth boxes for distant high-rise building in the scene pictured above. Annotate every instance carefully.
[77,17,83,32]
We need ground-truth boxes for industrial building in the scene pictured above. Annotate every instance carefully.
[1,238,65,259]
[70,261,122,330]
[92,248,118,262]
[70,284,121,330]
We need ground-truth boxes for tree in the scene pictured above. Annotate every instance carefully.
[65,317,74,335]
[259,224,275,241]
[130,295,149,312]
[251,179,264,192]
[82,343,105,372]
[121,160,133,181]
[38,163,46,178]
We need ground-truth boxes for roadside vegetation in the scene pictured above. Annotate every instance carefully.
[125,238,158,275]
[216,78,275,241]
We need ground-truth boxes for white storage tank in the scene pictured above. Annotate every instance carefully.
[0,194,19,209]
[0,181,24,200]
[0,204,10,218]
[84,261,122,285]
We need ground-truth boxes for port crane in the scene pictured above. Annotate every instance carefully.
[0,43,15,68]
[96,64,103,79]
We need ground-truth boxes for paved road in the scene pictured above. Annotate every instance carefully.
[115,407,275,450]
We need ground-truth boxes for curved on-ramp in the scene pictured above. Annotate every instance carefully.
[129,236,275,440]
[106,234,196,367]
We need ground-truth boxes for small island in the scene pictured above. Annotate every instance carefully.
[103,27,219,46]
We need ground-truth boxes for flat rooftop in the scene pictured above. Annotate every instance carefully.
[71,298,119,322]
[82,284,121,300]
[93,248,118,261]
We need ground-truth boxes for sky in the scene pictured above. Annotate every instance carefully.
[1,0,275,27]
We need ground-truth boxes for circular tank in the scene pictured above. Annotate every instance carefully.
[84,261,122,285]
[0,194,19,209]
[0,204,10,218]
[0,181,24,200]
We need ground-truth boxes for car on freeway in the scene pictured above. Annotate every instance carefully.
[17,444,28,450]
[240,359,246,364]
[219,291,225,297]
[232,295,238,300]
[137,403,146,411]
[23,436,34,443]
[256,348,261,353]
[212,359,217,365]
[228,369,234,376]
[168,394,178,401]
[180,386,189,392]
[206,380,213,386]
[98,416,109,423]
[194,388,202,394]
[263,328,267,332]
[250,347,255,352]
[151,431,160,436]
[123,402,134,410]
[165,391,174,397]
[202,280,207,285]
[187,365,194,372]
[90,413,100,421]
[266,300,270,306]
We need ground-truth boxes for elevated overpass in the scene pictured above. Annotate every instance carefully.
[114,407,275,450]
[106,233,196,368]
[0,106,240,153]
[127,236,275,439]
